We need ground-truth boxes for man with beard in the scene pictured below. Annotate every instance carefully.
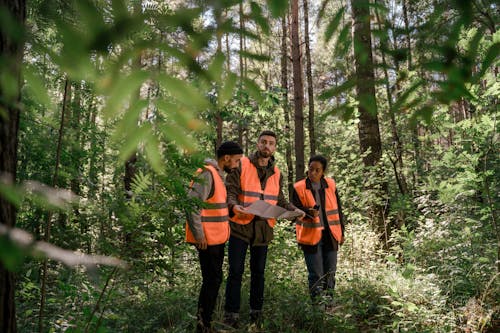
[186,141,243,333]
[223,130,304,328]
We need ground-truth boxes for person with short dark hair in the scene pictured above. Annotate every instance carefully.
[186,141,243,333]
[223,131,304,327]
[292,155,346,305]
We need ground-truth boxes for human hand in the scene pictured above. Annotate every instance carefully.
[294,208,306,220]
[308,207,319,217]
[233,205,252,218]
[196,238,208,250]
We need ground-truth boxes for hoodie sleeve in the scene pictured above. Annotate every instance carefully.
[186,169,213,241]
[225,164,242,217]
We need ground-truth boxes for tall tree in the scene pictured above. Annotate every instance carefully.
[38,76,71,333]
[237,1,245,148]
[303,0,316,156]
[374,3,408,196]
[123,0,142,198]
[351,0,389,241]
[0,1,26,331]
[291,0,305,181]
[401,0,423,183]
[281,12,294,195]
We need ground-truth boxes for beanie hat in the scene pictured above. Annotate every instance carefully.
[217,141,243,158]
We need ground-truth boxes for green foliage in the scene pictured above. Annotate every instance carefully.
[3,0,499,332]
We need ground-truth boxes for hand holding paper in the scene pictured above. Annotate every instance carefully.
[243,200,304,220]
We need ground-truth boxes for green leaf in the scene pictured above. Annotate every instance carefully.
[0,182,23,208]
[207,51,226,83]
[102,70,150,119]
[112,99,149,142]
[250,2,270,35]
[0,236,25,272]
[319,79,356,100]
[476,42,500,79]
[23,65,52,108]
[111,0,129,19]
[118,123,152,162]
[392,79,424,112]
[144,134,165,174]
[157,74,209,110]
[324,7,345,43]
[219,73,238,106]
[155,100,205,132]
[266,0,288,18]
[159,123,197,152]
[242,78,263,103]
[238,50,271,62]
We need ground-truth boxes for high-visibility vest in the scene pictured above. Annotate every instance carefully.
[294,177,342,245]
[230,156,280,228]
[185,164,230,245]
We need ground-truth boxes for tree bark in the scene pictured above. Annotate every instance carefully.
[291,0,305,181]
[237,1,245,147]
[39,76,70,333]
[303,0,316,156]
[374,4,408,197]
[401,0,423,184]
[215,11,223,149]
[123,0,142,198]
[281,12,294,196]
[0,1,25,331]
[352,0,389,242]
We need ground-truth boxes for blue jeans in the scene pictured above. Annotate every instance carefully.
[303,238,338,299]
[224,235,268,313]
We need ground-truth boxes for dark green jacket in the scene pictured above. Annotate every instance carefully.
[226,152,296,246]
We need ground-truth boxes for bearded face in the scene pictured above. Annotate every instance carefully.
[256,135,276,158]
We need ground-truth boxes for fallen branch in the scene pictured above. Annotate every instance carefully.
[0,224,127,269]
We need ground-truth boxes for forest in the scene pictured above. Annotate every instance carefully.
[0,0,498,332]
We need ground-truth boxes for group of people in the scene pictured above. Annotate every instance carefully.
[185,130,346,332]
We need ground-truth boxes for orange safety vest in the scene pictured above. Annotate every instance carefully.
[294,177,342,245]
[185,164,230,245]
[230,156,280,228]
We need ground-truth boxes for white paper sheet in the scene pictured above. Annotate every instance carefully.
[242,200,303,220]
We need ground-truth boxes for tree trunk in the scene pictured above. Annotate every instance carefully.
[0,1,25,331]
[402,0,423,184]
[237,1,245,147]
[291,0,305,181]
[70,80,82,197]
[374,4,408,197]
[215,13,223,149]
[303,0,316,156]
[351,0,389,243]
[281,12,294,196]
[124,1,142,198]
[39,76,71,333]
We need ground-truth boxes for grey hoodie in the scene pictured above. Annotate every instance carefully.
[186,158,225,242]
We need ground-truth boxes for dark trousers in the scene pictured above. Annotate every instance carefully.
[303,238,338,299]
[197,243,225,326]
[224,235,268,313]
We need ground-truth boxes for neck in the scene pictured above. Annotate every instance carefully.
[257,156,270,167]
[217,160,225,171]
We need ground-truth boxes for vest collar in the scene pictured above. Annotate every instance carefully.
[305,176,329,190]
[249,152,276,170]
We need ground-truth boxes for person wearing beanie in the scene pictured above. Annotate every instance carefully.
[185,141,243,333]
[223,130,305,328]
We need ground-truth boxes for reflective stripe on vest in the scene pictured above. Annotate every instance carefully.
[294,177,342,245]
[185,165,230,245]
[230,156,280,228]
